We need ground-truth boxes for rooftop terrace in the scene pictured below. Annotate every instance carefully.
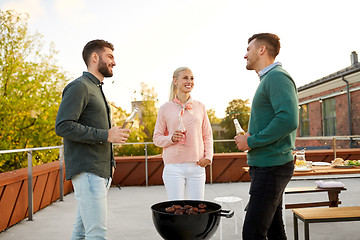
[1,174,359,240]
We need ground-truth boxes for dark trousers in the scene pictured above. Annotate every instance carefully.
[243,161,294,240]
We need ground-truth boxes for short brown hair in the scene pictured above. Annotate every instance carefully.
[248,33,280,58]
[82,39,114,66]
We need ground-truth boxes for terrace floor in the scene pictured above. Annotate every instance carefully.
[1,174,359,240]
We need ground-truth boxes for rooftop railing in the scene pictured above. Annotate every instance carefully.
[0,146,64,221]
[0,135,359,223]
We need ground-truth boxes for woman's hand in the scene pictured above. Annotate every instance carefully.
[171,130,185,142]
[196,158,211,168]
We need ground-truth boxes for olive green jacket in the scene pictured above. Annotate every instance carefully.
[55,72,114,180]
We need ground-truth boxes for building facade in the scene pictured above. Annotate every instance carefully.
[296,51,360,149]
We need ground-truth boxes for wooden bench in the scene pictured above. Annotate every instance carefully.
[285,186,346,209]
[292,206,360,240]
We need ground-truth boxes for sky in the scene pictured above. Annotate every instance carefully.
[1,0,359,118]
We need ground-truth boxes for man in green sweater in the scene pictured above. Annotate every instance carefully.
[235,33,299,240]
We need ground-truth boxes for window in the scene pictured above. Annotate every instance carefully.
[299,104,310,136]
[322,98,336,136]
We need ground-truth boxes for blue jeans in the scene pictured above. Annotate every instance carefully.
[243,161,294,240]
[71,172,112,240]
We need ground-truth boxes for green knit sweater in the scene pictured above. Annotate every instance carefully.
[247,65,299,167]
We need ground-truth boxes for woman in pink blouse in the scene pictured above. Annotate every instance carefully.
[153,67,213,200]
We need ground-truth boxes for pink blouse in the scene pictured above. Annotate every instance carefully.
[153,100,213,165]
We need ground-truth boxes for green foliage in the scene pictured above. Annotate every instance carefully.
[207,108,221,124]
[139,82,158,142]
[0,10,68,172]
[215,99,251,153]
[114,82,162,156]
[207,108,226,152]
[113,125,149,156]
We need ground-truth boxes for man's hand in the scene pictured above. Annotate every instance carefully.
[196,158,211,168]
[234,132,251,151]
[107,126,130,143]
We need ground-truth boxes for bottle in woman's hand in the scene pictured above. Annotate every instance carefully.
[178,115,187,145]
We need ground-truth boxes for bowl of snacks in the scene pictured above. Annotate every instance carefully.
[331,158,359,168]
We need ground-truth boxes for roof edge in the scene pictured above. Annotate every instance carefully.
[298,63,360,92]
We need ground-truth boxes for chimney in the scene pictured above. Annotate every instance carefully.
[350,51,358,65]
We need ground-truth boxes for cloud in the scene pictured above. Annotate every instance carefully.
[54,0,83,14]
[2,0,46,23]
[54,0,95,25]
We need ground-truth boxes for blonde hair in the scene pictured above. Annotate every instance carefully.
[169,67,191,101]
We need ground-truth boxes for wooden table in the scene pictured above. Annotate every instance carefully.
[243,165,359,209]
[293,206,360,240]
[292,165,360,176]
[285,186,346,209]
[243,165,360,177]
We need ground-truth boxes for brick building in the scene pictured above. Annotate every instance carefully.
[296,51,360,149]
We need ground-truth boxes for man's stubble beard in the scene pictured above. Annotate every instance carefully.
[98,57,113,78]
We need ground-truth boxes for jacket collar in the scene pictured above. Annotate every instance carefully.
[83,72,103,87]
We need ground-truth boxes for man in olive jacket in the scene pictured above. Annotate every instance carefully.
[55,39,130,240]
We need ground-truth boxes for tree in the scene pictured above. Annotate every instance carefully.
[138,82,162,155]
[207,108,221,124]
[0,10,68,172]
[138,82,158,141]
[114,82,162,156]
[216,99,251,153]
[207,108,225,151]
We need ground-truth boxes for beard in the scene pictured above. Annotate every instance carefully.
[246,63,253,70]
[98,57,113,78]
[245,58,254,70]
[245,58,257,71]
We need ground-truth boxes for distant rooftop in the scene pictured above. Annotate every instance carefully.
[298,51,360,92]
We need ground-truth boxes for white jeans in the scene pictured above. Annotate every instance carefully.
[162,162,206,200]
[71,172,111,240]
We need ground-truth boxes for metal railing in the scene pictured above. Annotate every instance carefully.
[296,135,360,141]
[0,135,359,221]
[296,135,360,158]
[115,139,237,186]
[0,146,64,221]
[114,142,154,186]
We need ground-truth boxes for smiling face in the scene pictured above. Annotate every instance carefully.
[174,69,194,94]
[244,39,260,71]
[97,47,116,78]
